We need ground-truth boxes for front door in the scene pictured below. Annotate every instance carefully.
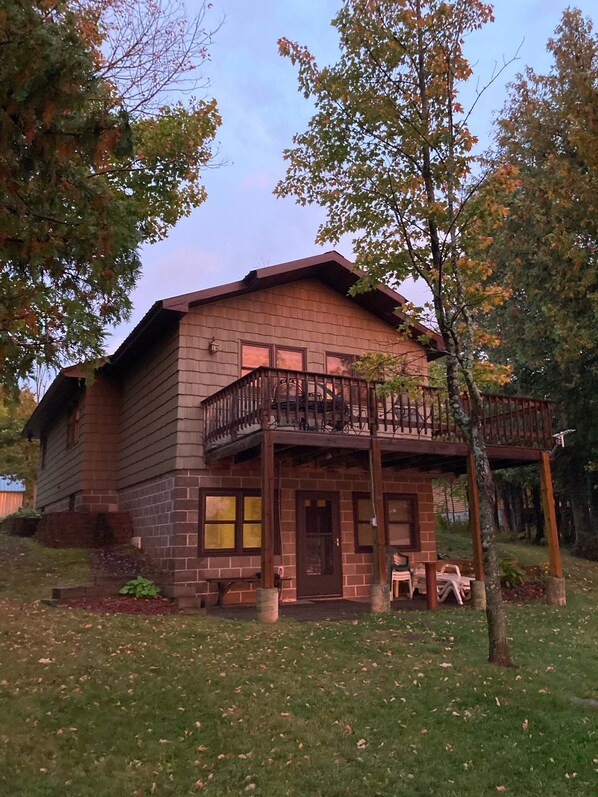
[296,492,342,598]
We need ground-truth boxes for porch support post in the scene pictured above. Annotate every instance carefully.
[425,562,438,610]
[466,454,486,610]
[258,428,278,622]
[540,451,566,606]
[369,431,390,613]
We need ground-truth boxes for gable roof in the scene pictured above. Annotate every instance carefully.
[25,251,443,438]
[110,251,443,369]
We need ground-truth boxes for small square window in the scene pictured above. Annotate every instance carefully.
[353,492,419,552]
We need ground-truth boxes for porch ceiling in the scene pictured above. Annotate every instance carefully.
[205,429,543,475]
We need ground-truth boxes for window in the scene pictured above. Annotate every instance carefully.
[66,401,80,448]
[241,342,306,377]
[199,490,281,555]
[353,492,419,552]
[326,352,357,376]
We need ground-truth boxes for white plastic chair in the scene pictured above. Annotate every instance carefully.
[390,553,414,599]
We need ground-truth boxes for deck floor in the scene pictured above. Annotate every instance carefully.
[206,595,462,622]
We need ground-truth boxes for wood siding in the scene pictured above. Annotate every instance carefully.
[117,327,181,489]
[35,390,85,509]
[177,279,428,470]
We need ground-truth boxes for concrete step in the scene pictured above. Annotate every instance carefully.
[52,585,88,599]
[176,596,201,610]
[94,575,129,587]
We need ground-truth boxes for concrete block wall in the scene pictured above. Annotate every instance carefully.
[117,472,177,574]
[141,462,437,605]
[36,511,132,548]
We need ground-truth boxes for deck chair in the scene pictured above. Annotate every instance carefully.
[437,563,473,604]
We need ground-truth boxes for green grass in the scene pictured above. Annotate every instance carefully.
[1,531,597,796]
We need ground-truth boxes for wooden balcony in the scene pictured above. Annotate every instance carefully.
[202,367,553,469]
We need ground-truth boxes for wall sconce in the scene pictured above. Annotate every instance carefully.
[208,337,220,354]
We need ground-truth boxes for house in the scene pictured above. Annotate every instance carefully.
[24,252,561,618]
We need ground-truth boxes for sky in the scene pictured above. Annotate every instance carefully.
[106,0,596,351]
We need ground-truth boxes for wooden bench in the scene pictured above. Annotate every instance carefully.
[205,575,291,607]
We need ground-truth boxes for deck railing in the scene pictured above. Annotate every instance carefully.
[202,367,553,452]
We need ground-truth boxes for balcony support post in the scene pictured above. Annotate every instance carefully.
[258,428,278,622]
[540,451,566,606]
[369,417,390,612]
[466,454,486,610]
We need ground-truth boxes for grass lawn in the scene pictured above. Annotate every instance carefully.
[0,532,597,797]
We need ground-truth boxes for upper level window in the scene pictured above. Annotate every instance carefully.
[241,342,306,377]
[353,492,420,552]
[326,353,357,376]
[66,401,80,448]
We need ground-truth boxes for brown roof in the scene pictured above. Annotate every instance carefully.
[111,251,443,368]
[25,251,443,437]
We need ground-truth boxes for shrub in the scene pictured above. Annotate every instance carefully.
[119,576,161,598]
[2,508,41,520]
[499,559,525,589]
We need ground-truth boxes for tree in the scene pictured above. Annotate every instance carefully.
[0,389,39,500]
[0,1,220,393]
[490,9,598,558]
[276,0,519,665]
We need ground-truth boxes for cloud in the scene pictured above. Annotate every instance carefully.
[239,172,272,191]
[105,246,226,353]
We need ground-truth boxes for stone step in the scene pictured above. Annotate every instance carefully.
[52,585,88,599]
[94,575,129,587]
[176,596,201,610]
[52,584,119,600]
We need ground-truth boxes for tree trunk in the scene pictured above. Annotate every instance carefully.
[567,455,598,560]
[531,484,544,544]
[471,427,514,667]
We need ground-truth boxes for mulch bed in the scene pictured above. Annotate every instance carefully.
[90,546,162,579]
[502,581,546,602]
[61,595,179,615]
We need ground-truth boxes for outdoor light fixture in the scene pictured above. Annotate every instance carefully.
[208,337,219,354]
[552,429,575,448]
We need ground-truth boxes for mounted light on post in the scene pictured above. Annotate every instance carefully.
[208,337,219,355]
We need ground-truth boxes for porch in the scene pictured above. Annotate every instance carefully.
[199,368,563,621]
[206,595,450,622]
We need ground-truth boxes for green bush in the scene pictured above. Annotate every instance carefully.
[119,576,161,598]
[2,508,41,520]
[499,559,525,589]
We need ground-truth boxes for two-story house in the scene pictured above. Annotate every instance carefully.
[24,252,560,619]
